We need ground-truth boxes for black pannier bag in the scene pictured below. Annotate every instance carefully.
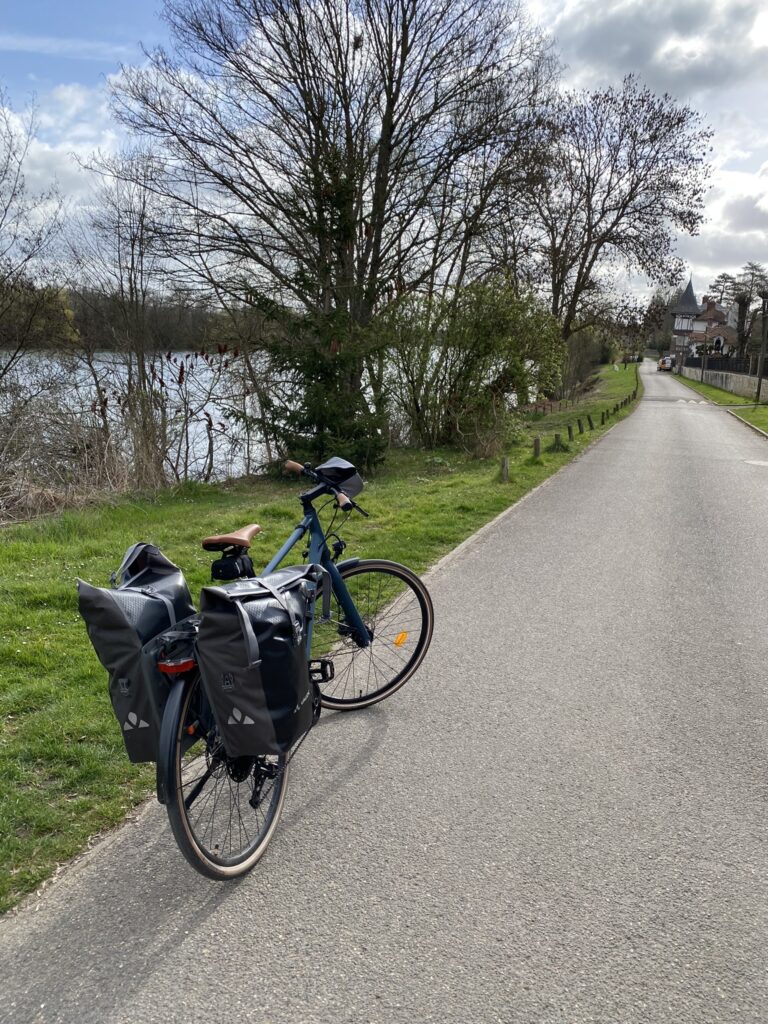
[197,564,328,758]
[77,543,196,762]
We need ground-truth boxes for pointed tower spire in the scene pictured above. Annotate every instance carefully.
[674,277,699,314]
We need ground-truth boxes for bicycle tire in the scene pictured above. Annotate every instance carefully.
[311,559,433,710]
[160,671,289,879]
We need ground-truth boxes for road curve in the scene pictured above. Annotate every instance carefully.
[1,362,766,1024]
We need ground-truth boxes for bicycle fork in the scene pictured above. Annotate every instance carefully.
[321,557,372,648]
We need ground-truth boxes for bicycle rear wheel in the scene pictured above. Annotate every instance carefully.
[311,559,433,710]
[160,672,289,879]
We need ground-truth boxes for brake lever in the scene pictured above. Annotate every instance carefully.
[352,501,370,518]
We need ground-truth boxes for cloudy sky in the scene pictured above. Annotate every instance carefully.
[3,0,768,298]
[531,0,768,294]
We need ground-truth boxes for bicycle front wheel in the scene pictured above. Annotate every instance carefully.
[160,672,289,879]
[311,559,434,710]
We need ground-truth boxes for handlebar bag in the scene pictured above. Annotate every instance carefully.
[77,543,196,763]
[197,564,328,758]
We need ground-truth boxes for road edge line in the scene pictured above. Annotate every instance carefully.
[673,374,713,402]
[726,408,768,441]
[422,413,631,582]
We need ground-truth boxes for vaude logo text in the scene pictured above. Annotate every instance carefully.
[227,706,254,726]
[124,712,149,731]
[293,691,310,713]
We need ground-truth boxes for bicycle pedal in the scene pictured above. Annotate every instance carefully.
[309,659,335,683]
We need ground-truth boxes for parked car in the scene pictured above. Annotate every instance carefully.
[657,356,674,371]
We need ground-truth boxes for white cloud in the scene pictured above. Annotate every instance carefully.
[541,0,768,96]
[528,0,768,284]
[0,33,135,63]
[2,81,127,204]
[751,10,768,46]
[5,2,768,292]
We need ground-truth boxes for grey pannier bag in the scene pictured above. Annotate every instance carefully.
[77,543,196,762]
[197,564,329,758]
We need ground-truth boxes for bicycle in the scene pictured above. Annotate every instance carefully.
[155,456,434,879]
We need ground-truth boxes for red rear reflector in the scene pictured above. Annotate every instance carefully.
[157,658,196,675]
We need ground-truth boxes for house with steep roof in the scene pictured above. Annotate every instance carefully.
[672,279,700,336]
[671,279,737,359]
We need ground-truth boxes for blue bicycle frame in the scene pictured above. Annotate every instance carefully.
[261,501,370,653]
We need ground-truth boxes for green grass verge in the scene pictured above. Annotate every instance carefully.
[730,407,768,433]
[674,374,759,406]
[0,363,641,912]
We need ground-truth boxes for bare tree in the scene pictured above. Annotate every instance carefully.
[733,262,767,356]
[110,0,556,462]
[70,149,255,486]
[66,151,174,486]
[0,93,65,382]
[493,76,712,342]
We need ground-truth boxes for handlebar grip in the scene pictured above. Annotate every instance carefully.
[336,491,353,510]
[284,460,305,474]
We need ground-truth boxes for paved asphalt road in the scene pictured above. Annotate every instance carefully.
[2,362,767,1024]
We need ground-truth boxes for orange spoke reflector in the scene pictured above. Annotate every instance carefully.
[394,631,408,647]
[157,658,197,675]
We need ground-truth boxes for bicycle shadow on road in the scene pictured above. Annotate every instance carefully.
[1,707,392,1008]
[0,706,395,1022]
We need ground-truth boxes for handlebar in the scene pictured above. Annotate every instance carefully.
[283,459,368,516]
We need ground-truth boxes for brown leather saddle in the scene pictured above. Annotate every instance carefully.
[201,523,262,552]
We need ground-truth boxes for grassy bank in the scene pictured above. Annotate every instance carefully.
[730,407,768,433]
[674,373,768,433]
[0,364,641,912]
[674,374,761,406]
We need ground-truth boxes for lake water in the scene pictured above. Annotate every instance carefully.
[4,349,269,483]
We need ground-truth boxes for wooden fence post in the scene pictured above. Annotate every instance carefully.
[533,437,541,458]
[587,414,594,430]
[577,418,584,434]
[500,456,509,482]
[567,423,574,442]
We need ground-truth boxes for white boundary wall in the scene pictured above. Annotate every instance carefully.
[679,366,761,399]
